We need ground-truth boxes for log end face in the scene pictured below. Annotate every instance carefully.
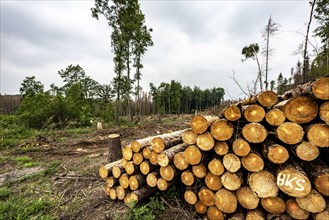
[257,90,278,108]
[312,77,329,100]
[276,122,304,145]
[210,119,234,141]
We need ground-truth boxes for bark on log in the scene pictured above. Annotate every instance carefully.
[242,152,264,172]
[139,160,156,175]
[210,119,234,141]
[214,188,238,214]
[152,137,182,153]
[207,206,224,220]
[124,161,138,175]
[184,145,202,165]
[246,209,266,220]
[196,132,215,151]
[236,186,259,210]
[312,77,329,100]
[173,152,189,171]
[122,145,133,161]
[223,153,241,173]
[181,170,194,186]
[146,171,159,188]
[190,115,219,134]
[296,189,326,213]
[119,173,129,189]
[293,141,319,161]
[112,165,125,178]
[214,141,229,156]
[320,101,329,125]
[132,152,144,165]
[248,170,279,198]
[285,199,310,220]
[276,159,312,197]
[263,142,289,164]
[242,122,268,143]
[99,160,121,179]
[276,122,304,145]
[232,138,251,157]
[107,134,122,162]
[192,163,207,179]
[142,147,151,160]
[261,196,286,214]
[307,123,329,147]
[208,158,225,176]
[257,90,278,108]
[205,172,222,191]
[124,185,156,204]
[265,108,286,126]
[242,104,266,123]
[182,129,198,144]
[149,151,159,165]
[194,200,208,214]
[198,187,215,206]
[221,171,243,191]
[129,173,146,191]
[159,164,175,181]
[157,143,189,167]
[223,104,241,121]
[184,188,198,205]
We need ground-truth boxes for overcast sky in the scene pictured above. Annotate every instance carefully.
[0,0,319,99]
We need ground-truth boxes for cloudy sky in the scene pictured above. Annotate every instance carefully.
[0,0,319,99]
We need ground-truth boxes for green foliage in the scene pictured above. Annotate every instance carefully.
[14,156,40,168]
[0,187,11,200]
[19,76,44,97]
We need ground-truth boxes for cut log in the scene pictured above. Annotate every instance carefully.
[182,129,198,144]
[129,173,146,191]
[223,104,241,121]
[194,200,208,214]
[263,142,289,164]
[146,171,159,188]
[307,123,329,147]
[184,188,198,205]
[139,160,155,175]
[198,187,215,206]
[192,163,207,179]
[222,153,241,173]
[196,132,215,151]
[313,205,329,220]
[109,188,117,200]
[227,210,245,220]
[122,145,133,161]
[210,119,234,141]
[276,122,304,145]
[242,122,268,143]
[190,115,219,134]
[300,159,329,196]
[208,158,225,176]
[257,90,278,108]
[156,177,168,191]
[312,77,329,100]
[214,188,238,214]
[261,196,286,214]
[132,152,144,165]
[276,159,312,197]
[246,209,266,220]
[296,189,326,213]
[124,161,138,175]
[293,141,319,161]
[157,143,189,167]
[116,186,128,200]
[184,145,202,165]
[121,158,128,167]
[99,160,121,179]
[119,173,129,189]
[232,138,251,157]
[181,170,194,186]
[173,152,189,171]
[205,172,222,191]
[241,152,264,172]
[221,171,243,191]
[124,185,156,204]
[214,141,229,156]
[248,170,279,198]
[107,134,122,162]
[266,213,294,220]
[242,104,266,123]
[152,137,182,153]
[207,206,224,220]
[159,164,175,181]
[104,185,111,196]
[320,101,329,125]
[142,147,151,160]
[265,108,286,126]
[236,186,259,210]
[106,176,117,187]
[149,151,159,165]
[286,198,310,219]
[112,165,125,178]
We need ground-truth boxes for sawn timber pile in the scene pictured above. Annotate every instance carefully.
[99,77,329,220]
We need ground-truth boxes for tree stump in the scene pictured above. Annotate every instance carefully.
[107,134,122,162]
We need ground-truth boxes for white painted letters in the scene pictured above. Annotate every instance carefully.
[277,173,305,191]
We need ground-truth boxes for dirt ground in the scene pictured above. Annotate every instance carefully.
[1,114,202,219]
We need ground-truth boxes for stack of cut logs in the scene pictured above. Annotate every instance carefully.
[99,77,329,220]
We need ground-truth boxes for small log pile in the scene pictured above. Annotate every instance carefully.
[99,77,329,219]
